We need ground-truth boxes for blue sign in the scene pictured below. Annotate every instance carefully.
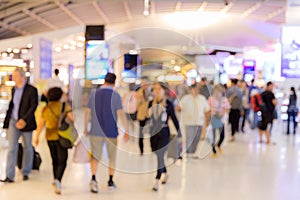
[85,40,109,80]
[39,38,52,79]
[281,26,300,78]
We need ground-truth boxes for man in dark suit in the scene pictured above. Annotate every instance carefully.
[1,68,38,183]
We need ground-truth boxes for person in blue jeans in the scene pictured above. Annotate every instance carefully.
[1,68,38,183]
[287,87,298,135]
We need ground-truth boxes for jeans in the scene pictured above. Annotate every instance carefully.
[6,119,33,180]
[185,126,202,154]
[139,120,147,154]
[251,110,259,129]
[241,108,250,131]
[47,140,68,182]
[212,125,225,154]
[287,110,298,134]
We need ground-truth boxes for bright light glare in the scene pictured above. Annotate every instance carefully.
[165,11,223,30]
[174,65,181,72]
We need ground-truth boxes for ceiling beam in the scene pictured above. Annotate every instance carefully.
[198,1,208,12]
[262,7,285,22]
[221,2,234,14]
[53,0,84,25]
[175,1,182,12]
[123,0,132,20]
[22,8,58,30]
[241,2,262,18]
[92,1,110,24]
[0,20,30,35]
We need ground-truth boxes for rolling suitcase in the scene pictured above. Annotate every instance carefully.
[17,143,42,170]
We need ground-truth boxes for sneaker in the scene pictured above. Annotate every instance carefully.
[108,180,116,190]
[90,180,98,193]
[212,153,217,159]
[53,179,61,195]
[0,177,14,183]
[23,175,29,181]
[217,147,223,155]
[161,173,168,184]
[152,180,159,191]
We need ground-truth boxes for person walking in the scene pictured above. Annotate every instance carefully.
[88,73,129,193]
[148,82,182,191]
[177,84,210,158]
[122,83,138,137]
[240,80,251,133]
[258,82,277,144]
[226,79,243,142]
[250,89,262,129]
[287,87,298,135]
[136,84,150,155]
[1,68,38,183]
[208,85,230,158]
[33,87,74,195]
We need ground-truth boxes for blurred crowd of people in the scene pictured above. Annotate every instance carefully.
[1,67,299,195]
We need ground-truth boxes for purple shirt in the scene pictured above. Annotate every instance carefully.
[12,84,25,120]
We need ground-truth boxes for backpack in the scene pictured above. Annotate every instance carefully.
[253,95,262,112]
[228,92,241,109]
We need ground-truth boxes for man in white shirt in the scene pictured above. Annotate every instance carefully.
[42,69,65,103]
[45,69,65,92]
[177,84,210,158]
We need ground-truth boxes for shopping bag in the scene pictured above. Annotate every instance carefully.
[73,136,91,163]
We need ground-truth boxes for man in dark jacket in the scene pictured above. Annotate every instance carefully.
[1,68,38,183]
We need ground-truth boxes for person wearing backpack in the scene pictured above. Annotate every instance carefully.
[33,87,74,195]
[148,82,182,191]
[250,89,262,129]
[226,79,243,142]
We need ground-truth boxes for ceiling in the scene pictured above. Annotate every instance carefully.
[0,0,287,40]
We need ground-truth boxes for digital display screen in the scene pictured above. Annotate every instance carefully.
[122,54,139,78]
[85,40,109,80]
[281,26,300,78]
[243,59,255,82]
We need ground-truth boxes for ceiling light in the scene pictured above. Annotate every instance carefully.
[55,47,62,52]
[174,65,181,72]
[21,49,28,54]
[76,42,84,48]
[165,11,223,30]
[170,59,176,65]
[7,48,12,52]
[13,49,20,53]
[63,44,69,49]
[27,43,33,48]
[25,72,30,77]
[77,36,85,42]
[70,40,77,45]
[9,53,14,57]
[70,45,76,50]
[1,52,8,57]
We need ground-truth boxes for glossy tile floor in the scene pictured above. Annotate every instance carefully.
[1,117,300,200]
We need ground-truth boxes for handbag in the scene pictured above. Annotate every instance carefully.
[73,136,91,163]
[211,97,224,129]
[49,103,77,149]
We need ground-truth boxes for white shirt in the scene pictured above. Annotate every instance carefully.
[180,94,210,126]
[45,76,65,92]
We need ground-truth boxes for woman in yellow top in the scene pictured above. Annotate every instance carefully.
[33,87,74,195]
